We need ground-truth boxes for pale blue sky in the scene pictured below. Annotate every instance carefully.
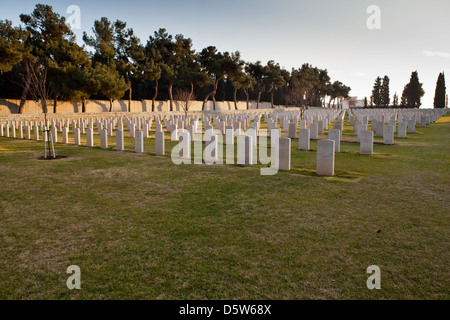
[2,0,449,107]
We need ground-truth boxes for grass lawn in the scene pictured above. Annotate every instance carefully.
[0,112,449,300]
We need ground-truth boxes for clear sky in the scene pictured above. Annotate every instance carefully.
[1,0,449,107]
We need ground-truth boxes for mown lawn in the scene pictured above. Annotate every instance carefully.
[0,112,449,300]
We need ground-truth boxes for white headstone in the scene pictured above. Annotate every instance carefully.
[383,125,394,145]
[298,128,310,151]
[62,127,68,144]
[225,126,234,145]
[289,123,297,139]
[86,128,94,147]
[237,135,253,166]
[279,138,291,171]
[100,129,108,149]
[135,131,144,153]
[25,125,31,140]
[310,123,318,139]
[317,139,335,176]
[74,128,81,145]
[407,120,416,134]
[397,121,407,138]
[317,120,324,135]
[156,131,165,156]
[116,130,124,151]
[328,129,341,153]
[360,130,374,155]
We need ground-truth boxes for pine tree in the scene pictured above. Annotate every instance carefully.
[0,20,31,72]
[381,75,390,107]
[433,72,446,108]
[403,71,425,108]
[401,87,407,107]
[364,97,368,107]
[371,77,382,107]
[393,92,398,107]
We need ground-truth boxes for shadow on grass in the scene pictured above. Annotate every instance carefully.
[37,156,69,161]
[288,167,365,182]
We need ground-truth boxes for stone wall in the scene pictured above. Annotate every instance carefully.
[0,99,277,115]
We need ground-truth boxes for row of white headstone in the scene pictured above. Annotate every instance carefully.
[349,108,447,150]
[0,108,343,176]
[6,108,444,175]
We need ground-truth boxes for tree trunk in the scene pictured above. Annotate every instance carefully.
[212,91,216,111]
[128,87,132,112]
[189,82,194,97]
[82,97,86,113]
[271,90,274,108]
[202,92,213,111]
[152,79,158,112]
[41,99,48,115]
[257,88,264,109]
[233,87,238,110]
[244,88,249,110]
[168,80,174,112]
[211,79,221,111]
[187,81,194,113]
[53,95,58,114]
[19,62,32,114]
[109,99,113,112]
[125,73,131,112]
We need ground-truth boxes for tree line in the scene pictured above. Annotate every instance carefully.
[367,71,447,109]
[0,4,352,114]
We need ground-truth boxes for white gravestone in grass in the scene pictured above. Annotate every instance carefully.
[279,137,291,171]
[86,128,94,147]
[397,122,407,138]
[360,130,374,155]
[328,129,341,153]
[237,135,253,166]
[100,129,108,149]
[62,127,68,144]
[317,139,335,176]
[135,131,144,154]
[310,123,318,139]
[298,128,310,151]
[383,125,394,145]
[116,130,124,151]
[156,131,165,156]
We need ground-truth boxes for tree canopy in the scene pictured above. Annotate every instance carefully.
[433,72,446,108]
[0,4,355,113]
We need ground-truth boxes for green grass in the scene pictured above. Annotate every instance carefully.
[0,112,449,300]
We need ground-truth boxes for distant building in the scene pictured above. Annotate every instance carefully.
[342,97,365,109]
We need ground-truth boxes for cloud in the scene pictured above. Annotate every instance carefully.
[422,51,450,59]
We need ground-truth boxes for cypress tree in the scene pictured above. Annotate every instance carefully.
[381,75,390,107]
[393,92,398,107]
[433,72,446,108]
[371,77,382,107]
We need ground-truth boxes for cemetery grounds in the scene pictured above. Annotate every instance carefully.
[0,112,449,300]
